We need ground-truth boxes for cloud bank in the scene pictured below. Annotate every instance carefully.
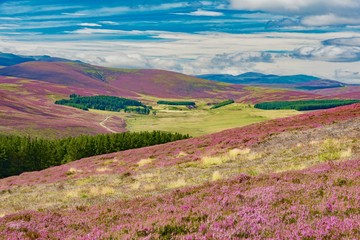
[175,9,224,17]
[230,0,360,26]
[292,46,360,62]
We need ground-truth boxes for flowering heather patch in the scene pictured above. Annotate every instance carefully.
[0,62,327,102]
[0,117,357,217]
[314,86,360,99]
[0,103,359,191]
[0,62,136,97]
[237,86,324,104]
[0,159,359,239]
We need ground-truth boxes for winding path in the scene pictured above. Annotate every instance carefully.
[99,116,117,133]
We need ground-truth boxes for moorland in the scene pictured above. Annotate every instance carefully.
[0,53,359,239]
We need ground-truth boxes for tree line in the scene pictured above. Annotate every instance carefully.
[157,100,196,106]
[254,99,360,111]
[0,131,190,178]
[210,99,235,109]
[55,94,152,114]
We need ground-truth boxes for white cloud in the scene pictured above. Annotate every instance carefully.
[323,37,360,47]
[302,14,360,26]
[210,51,272,67]
[98,21,119,25]
[94,53,151,69]
[2,31,360,82]
[61,12,86,17]
[229,0,360,15]
[0,17,22,21]
[335,69,360,84]
[67,28,144,35]
[292,45,360,62]
[230,0,360,27]
[78,23,102,27]
[175,9,224,17]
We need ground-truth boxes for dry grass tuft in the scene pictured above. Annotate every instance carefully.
[131,182,141,190]
[340,148,352,158]
[201,156,227,166]
[212,171,222,181]
[66,168,82,175]
[137,158,154,167]
[90,186,115,196]
[167,178,187,189]
[65,189,79,199]
[177,151,188,158]
[96,167,112,172]
[229,148,250,158]
[143,184,156,191]
[202,148,252,167]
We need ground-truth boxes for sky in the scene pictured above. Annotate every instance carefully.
[0,0,360,83]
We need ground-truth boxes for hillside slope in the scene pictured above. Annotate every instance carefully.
[1,156,359,239]
[0,62,323,101]
[1,103,358,188]
[0,62,230,99]
[0,104,358,218]
[0,62,119,91]
[0,61,351,137]
[0,76,127,137]
[0,104,358,239]
[313,86,360,99]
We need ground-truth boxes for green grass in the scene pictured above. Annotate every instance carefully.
[105,103,301,136]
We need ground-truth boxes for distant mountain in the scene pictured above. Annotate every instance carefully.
[0,52,78,66]
[197,72,346,90]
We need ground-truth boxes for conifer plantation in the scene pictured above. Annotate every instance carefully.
[0,131,190,178]
[254,99,360,111]
[55,94,152,114]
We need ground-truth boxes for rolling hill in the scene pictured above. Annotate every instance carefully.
[0,76,127,137]
[0,61,234,98]
[0,59,354,137]
[0,54,357,138]
[0,62,328,137]
[0,61,324,101]
[0,103,359,239]
[1,103,358,191]
[313,85,360,99]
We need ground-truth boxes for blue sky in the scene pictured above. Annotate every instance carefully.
[0,0,360,83]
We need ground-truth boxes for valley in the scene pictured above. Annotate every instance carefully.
[94,103,300,137]
[0,54,359,239]
[0,60,357,138]
[1,1,359,239]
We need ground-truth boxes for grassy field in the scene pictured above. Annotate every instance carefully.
[91,103,301,136]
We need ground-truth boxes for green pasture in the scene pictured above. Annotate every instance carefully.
[91,103,301,136]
